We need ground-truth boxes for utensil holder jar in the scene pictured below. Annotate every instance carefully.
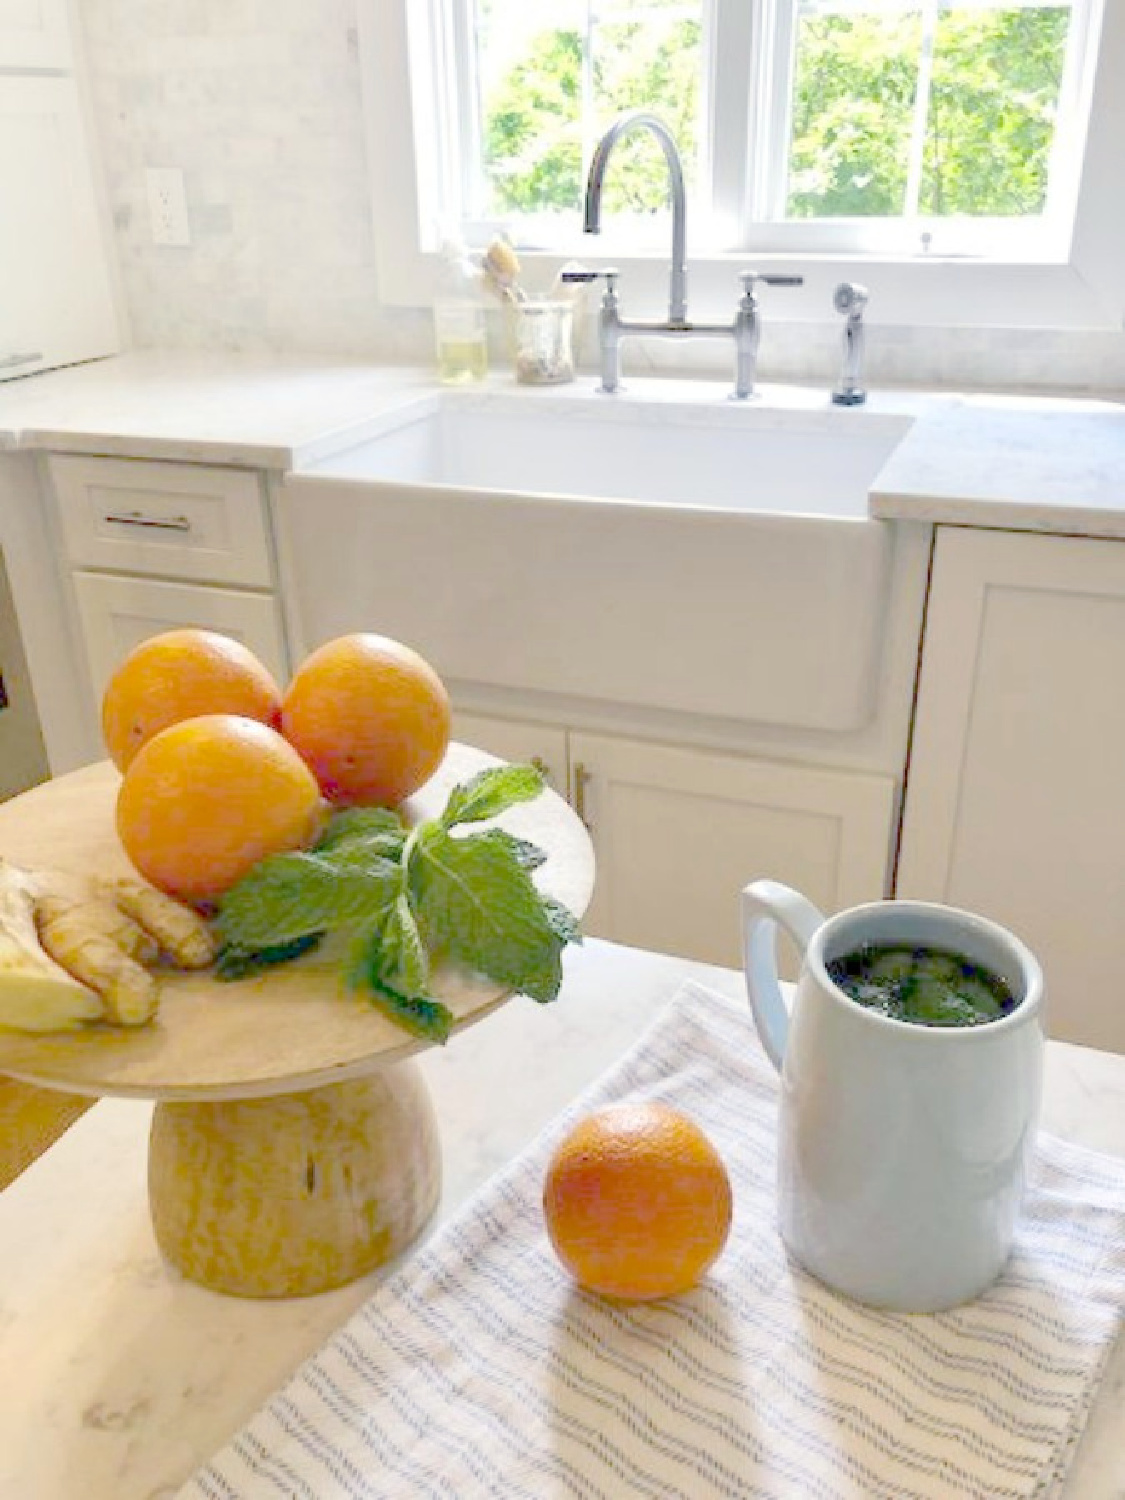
[512,300,575,385]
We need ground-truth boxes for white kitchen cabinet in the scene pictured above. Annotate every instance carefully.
[452,710,896,968]
[896,526,1125,1053]
[453,710,569,796]
[0,453,94,773]
[70,573,288,704]
[0,0,71,69]
[0,75,119,380]
[572,732,895,968]
[46,454,290,752]
[48,456,275,589]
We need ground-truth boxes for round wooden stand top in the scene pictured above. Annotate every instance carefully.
[0,744,594,1102]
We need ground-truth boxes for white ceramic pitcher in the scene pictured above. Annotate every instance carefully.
[742,880,1045,1313]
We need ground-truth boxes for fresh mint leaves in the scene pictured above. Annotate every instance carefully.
[439,763,545,827]
[215,931,324,979]
[407,824,564,1004]
[216,847,402,949]
[215,763,580,1042]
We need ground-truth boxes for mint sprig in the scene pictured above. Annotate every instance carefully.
[407,825,564,1004]
[214,762,580,1042]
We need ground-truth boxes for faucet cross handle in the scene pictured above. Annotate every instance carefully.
[560,266,619,302]
[740,272,805,297]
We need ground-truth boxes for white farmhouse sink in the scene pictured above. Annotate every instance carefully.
[310,388,910,518]
[284,388,913,733]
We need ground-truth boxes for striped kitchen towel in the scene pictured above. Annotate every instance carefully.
[182,981,1125,1500]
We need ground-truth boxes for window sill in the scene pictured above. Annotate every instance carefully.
[375,239,1119,334]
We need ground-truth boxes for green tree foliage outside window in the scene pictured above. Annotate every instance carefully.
[921,7,1069,216]
[480,5,1069,223]
[788,7,1070,218]
[482,20,700,217]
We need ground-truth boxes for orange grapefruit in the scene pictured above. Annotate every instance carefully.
[280,633,451,807]
[102,628,282,771]
[116,713,325,904]
[543,1102,733,1301]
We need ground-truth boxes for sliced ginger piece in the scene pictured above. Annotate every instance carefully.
[1,861,219,1032]
[35,890,159,1027]
[0,860,104,1034]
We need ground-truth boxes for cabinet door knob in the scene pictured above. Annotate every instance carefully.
[573,761,592,828]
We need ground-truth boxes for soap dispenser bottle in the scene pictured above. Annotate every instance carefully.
[433,241,488,384]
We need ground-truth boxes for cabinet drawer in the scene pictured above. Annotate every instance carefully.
[72,573,288,702]
[48,455,272,587]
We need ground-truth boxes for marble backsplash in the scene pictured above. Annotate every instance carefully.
[80,0,1125,398]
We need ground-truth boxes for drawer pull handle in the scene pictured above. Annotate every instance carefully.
[0,352,42,370]
[104,510,193,534]
[573,761,592,829]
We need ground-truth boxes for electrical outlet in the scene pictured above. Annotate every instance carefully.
[146,167,191,247]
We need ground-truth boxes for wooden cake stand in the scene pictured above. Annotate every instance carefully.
[0,744,594,1298]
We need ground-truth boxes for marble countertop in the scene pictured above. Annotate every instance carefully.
[0,351,1122,534]
[869,392,1125,537]
[1,937,1123,1500]
[0,351,433,469]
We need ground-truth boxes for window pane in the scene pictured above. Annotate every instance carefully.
[475,0,703,222]
[921,5,1070,216]
[786,3,922,218]
[785,0,1074,222]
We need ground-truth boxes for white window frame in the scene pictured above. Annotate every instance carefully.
[360,0,1125,332]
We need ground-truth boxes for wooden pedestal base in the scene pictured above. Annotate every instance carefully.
[148,1062,442,1298]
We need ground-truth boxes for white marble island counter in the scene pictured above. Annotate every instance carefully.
[1,937,1123,1500]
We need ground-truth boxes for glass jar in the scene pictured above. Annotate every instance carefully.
[433,244,488,384]
[512,299,575,385]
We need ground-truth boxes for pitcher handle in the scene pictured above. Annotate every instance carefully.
[741,880,825,1072]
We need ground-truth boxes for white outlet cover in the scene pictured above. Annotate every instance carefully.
[146,167,191,247]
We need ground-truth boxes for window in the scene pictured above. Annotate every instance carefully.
[361,0,1124,328]
[430,0,1098,258]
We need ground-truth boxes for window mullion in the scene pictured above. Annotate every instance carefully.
[903,0,939,219]
[708,0,755,247]
[753,0,798,228]
[451,0,482,221]
[1045,0,1097,232]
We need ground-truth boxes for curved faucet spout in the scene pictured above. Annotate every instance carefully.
[584,111,687,323]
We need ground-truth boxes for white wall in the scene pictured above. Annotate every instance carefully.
[80,0,1125,396]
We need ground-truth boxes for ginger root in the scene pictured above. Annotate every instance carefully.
[0,860,218,1033]
[0,861,103,1033]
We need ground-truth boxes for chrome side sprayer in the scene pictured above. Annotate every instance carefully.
[832,282,868,406]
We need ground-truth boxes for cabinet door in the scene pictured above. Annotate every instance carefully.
[49,456,273,588]
[71,573,289,703]
[0,77,118,382]
[0,0,71,69]
[453,710,569,796]
[897,527,1125,1052]
[570,732,895,968]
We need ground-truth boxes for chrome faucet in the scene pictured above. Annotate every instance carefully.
[573,111,803,398]
[831,282,868,405]
[585,111,688,323]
